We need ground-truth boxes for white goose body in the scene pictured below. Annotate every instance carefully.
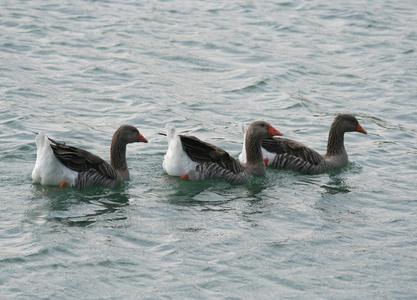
[32,125,148,189]
[162,121,282,185]
[162,124,199,178]
[32,132,78,186]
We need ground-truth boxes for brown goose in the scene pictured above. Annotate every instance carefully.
[32,125,148,189]
[240,114,367,174]
[162,121,282,185]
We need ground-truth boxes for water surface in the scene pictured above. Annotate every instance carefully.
[1,0,417,298]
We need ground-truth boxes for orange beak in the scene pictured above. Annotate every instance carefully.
[268,125,283,136]
[356,123,367,134]
[138,133,148,143]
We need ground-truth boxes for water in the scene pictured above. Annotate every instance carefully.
[1,0,417,298]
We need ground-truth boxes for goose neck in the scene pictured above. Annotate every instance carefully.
[111,140,128,171]
[326,123,346,156]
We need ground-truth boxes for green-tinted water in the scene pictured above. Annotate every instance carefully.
[1,0,417,298]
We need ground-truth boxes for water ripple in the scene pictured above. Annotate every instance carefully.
[1,0,417,298]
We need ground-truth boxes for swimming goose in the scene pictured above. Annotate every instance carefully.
[162,121,282,185]
[32,125,148,189]
[239,114,367,174]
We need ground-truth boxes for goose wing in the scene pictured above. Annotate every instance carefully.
[49,138,118,180]
[262,137,324,166]
[179,135,244,175]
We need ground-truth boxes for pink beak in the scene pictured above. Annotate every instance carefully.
[138,133,148,143]
[356,123,367,134]
[268,125,283,136]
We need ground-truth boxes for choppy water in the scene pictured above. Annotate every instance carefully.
[1,0,417,298]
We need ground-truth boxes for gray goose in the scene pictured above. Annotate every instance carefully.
[240,114,367,174]
[32,125,148,189]
[162,121,282,185]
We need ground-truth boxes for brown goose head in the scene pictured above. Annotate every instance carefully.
[332,114,367,135]
[246,120,282,143]
[113,125,148,145]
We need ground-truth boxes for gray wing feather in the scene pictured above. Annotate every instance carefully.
[49,138,118,180]
[262,137,325,174]
[179,135,245,175]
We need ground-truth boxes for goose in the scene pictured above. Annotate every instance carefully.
[162,121,282,185]
[239,114,367,174]
[32,125,148,189]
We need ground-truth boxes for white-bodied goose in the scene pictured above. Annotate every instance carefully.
[239,114,367,174]
[32,125,148,189]
[162,121,282,185]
